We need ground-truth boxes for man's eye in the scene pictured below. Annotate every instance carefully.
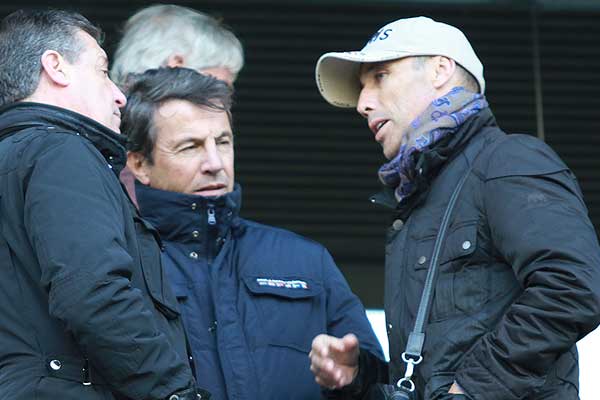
[374,72,387,81]
[217,139,231,145]
[179,145,195,152]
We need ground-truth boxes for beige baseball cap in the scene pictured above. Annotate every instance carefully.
[315,16,485,108]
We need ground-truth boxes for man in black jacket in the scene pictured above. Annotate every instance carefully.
[309,16,600,399]
[0,9,205,400]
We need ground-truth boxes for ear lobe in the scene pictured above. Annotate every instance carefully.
[166,53,186,68]
[432,56,457,90]
[127,152,151,185]
[40,50,70,87]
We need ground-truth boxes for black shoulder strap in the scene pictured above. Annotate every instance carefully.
[396,134,507,393]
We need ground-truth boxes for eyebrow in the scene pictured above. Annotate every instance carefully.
[216,131,234,140]
[359,62,388,86]
[172,131,233,147]
[362,62,387,73]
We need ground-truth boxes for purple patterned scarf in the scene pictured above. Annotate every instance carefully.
[378,87,488,202]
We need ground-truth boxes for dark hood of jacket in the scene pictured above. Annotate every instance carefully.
[136,181,243,246]
[373,108,499,219]
[0,102,127,175]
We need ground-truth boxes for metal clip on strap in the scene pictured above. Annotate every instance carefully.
[396,352,423,392]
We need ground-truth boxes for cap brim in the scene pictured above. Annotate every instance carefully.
[315,50,415,108]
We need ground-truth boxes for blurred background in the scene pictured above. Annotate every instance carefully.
[1,0,599,396]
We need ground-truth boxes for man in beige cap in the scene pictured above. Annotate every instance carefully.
[309,16,600,400]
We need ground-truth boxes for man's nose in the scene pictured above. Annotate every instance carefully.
[201,142,224,174]
[356,88,375,118]
[112,80,127,108]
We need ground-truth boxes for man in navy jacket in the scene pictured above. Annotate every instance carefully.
[121,67,384,400]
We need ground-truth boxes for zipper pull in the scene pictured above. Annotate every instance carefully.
[207,206,216,226]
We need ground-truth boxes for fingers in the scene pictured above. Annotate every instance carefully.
[310,352,350,389]
[340,333,359,352]
[308,334,359,389]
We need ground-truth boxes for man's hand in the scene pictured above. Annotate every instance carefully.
[309,333,360,389]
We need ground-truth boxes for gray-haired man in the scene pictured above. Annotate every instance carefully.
[309,16,600,400]
[111,4,243,87]
[0,9,204,400]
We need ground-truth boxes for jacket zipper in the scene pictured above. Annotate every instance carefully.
[207,204,216,264]
[207,205,216,225]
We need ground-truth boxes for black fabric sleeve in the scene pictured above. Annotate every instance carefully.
[455,139,600,399]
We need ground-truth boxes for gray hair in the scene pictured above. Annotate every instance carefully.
[110,4,244,87]
[121,67,233,164]
[412,56,479,93]
[0,9,102,107]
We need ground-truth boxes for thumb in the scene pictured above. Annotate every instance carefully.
[341,333,359,352]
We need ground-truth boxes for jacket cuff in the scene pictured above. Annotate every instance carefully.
[322,348,388,399]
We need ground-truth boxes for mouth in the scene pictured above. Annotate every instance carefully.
[369,118,390,141]
[193,183,228,196]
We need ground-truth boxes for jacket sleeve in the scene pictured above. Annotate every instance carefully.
[23,136,194,399]
[320,248,389,399]
[454,135,600,399]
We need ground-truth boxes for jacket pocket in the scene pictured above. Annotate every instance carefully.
[412,221,487,321]
[134,216,180,320]
[242,275,323,353]
[413,221,478,271]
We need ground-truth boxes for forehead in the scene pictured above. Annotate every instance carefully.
[358,58,415,84]
[154,99,231,139]
[75,30,107,65]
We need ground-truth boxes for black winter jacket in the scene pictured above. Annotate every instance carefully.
[0,103,197,400]
[359,109,600,399]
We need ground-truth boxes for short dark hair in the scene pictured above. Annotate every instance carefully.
[121,67,233,163]
[0,8,103,107]
[412,55,479,93]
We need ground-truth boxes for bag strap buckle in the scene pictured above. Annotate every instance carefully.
[396,352,422,392]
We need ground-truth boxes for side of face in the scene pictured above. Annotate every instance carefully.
[65,31,126,131]
[357,57,438,159]
[129,99,235,196]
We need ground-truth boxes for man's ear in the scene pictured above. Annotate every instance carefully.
[127,151,151,185]
[40,50,71,87]
[431,56,457,90]
[166,53,186,68]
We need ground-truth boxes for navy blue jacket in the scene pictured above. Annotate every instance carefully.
[136,182,384,400]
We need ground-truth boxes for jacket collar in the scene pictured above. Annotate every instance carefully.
[372,108,498,213]
[0,102,127,174]
[136,181,243,244]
